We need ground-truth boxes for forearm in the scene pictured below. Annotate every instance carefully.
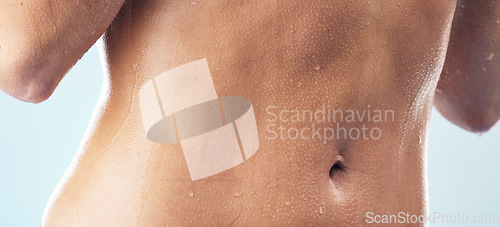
[0,0,124,103]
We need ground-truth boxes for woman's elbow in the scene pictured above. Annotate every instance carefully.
[0,54,61,104]
[462,108,500,134]
[14,80,57,104]
[434,96,500,134]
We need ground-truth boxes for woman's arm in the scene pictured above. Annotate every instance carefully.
[0,0,124,103]
[435,0,500,134]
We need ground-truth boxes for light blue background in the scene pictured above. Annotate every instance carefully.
[0,45,499,226]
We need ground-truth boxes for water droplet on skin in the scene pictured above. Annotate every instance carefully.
[487,52,495,61]
[191,1,197,5]
[233,192,243,197]
[318,207,323,215]
[188,191,194,197]
[314,65,321,71]
[285,202,291,206]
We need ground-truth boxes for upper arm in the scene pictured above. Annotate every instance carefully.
[0,0,125,103]
[434,0,500,134]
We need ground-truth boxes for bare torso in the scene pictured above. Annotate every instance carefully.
[43,0,458,225]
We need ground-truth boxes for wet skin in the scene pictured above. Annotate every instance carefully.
[1,0,499,226]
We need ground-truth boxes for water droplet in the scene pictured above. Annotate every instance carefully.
[188,191,194,197]
[314,65,321,71]
[318,207,323,215]
[233,192,242,197]
[487,52,495,61]
[285,201,291,206]
[191,1,198,5]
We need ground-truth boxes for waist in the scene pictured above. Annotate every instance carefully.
[46,126,426,225]
[46,60,431,225]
